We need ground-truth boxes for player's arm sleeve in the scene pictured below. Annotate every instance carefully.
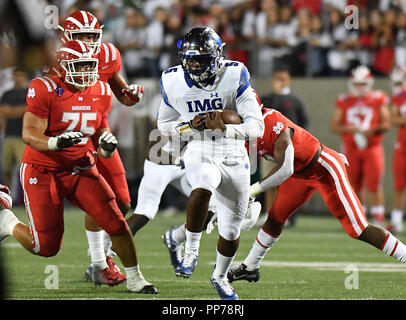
[157,99,182,136]
[156,76,187,136]
[249,126,294,197]
[25,79,50,119]
[224,66,264,139]
[100,94,113,130]
[111,43,122,73]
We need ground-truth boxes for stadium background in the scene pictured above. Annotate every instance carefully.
[1,0,401,216]
[1,0,406,302]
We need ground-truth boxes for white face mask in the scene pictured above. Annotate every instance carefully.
[61,58,99,89]
[391,83,405,95]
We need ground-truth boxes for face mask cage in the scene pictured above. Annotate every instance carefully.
[348,78,373,97]
[181,51,220,83]
[61,58,99,89]
[66,29,102,54]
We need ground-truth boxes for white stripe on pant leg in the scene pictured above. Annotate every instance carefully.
[321,151,368,229]
[317,157,364,236]
[20,163,40,253]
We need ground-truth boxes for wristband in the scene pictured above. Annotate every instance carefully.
[47,137,59,151]
[249,182,263,198]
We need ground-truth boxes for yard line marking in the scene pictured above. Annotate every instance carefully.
[209,260,406,273]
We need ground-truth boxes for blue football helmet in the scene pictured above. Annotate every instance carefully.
[177,27,224,85]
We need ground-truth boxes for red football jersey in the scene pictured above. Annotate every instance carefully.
[97,42,122,82]
[335,90,388,148]
[46,42,121,83]
[391,88,406,144]
[23,75,112,169]
[257,107,320,173]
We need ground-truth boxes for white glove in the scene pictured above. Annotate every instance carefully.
[122,84,144,104]
[99,131,118,157]
[354,131,367,150]
[206,213,218,235]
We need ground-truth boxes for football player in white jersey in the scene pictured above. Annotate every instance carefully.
[157,27,264,300]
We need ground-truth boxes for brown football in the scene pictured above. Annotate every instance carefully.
[208,110,241,124]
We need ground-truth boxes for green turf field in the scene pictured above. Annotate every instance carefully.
[1,206,406,300]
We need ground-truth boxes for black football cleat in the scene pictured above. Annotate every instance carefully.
[227,263,260,283]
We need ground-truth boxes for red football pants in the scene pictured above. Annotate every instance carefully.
[96,150,131,206]
[19,163,128,257]
[269,146,369,238]
[343,144,384,194]
[393,141,406,192]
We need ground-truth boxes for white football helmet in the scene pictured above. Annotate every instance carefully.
[389,66,406,94]
[348,65,374,97]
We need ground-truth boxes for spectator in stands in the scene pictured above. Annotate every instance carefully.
[395,12,406,69]
[117,8,148,78]
[326,8,348,76]
[371,9,396,75]
[307,14,331,76]
[256,4,298,76]
[145,7,167,77]
[356,13,374,67]
[0,68,27,192]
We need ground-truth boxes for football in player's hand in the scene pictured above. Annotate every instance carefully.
[208,110,241,124]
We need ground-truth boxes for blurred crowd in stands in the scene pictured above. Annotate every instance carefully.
[15,0,406,78]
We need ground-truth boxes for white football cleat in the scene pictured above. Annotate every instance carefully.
[127,271,158,294]
[0,209,19,244]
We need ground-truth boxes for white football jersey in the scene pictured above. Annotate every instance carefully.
[157,59,264,155]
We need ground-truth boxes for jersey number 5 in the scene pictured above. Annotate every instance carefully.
[61,112,97,144]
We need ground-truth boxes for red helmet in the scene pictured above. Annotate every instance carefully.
[60,11,103,54]
[390,65,406,94]
[348,65,374,97]
[57,40,99,89]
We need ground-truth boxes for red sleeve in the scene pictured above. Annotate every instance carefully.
[264,110,289,144]
[335,95,345,110]
[379,91,389,106]
[25,78,51,119]
[112,45,122,74]
[99,93,112,130]
[105,43,121,74]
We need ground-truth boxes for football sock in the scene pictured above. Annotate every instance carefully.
[244,227,279,271]
[391,209,403,227]
[172,224,186,245]
[184,229,201,255]
[85,230,108,270]
[212,250,234,280]
[381,233,406,263]
[371,205,385,225]
[124,264,141,278]
[102,230,116,257]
